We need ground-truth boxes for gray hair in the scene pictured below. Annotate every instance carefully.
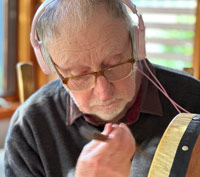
[36,0,132,72]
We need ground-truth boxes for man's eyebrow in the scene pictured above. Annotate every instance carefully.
[52,58,70,72]
[101,43,121,59]
[55,54,80,69]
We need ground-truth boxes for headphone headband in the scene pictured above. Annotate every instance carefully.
[30,0,146,74]
[30,0,55,48]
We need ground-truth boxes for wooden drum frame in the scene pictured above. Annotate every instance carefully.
[148,113,200,177]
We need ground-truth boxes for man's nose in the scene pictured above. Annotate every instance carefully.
[93,76,113,102]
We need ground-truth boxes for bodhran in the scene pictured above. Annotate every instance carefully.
[148,113,200,177]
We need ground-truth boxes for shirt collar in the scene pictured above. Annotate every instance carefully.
[139,60,163,116]
[65,59,163,126]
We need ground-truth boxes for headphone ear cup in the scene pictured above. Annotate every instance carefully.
[33,44,52,74]
[30,0,55,75]
[137,25,146,60]
[130,25,146,61]
[130,26,138,60]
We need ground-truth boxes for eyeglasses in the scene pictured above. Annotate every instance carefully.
[53,58,135,92]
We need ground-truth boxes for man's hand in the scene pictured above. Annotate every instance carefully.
[75,123,136,177]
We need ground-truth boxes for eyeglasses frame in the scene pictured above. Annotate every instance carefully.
[52,57,135,91]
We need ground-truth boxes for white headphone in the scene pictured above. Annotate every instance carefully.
[30,0,146,74]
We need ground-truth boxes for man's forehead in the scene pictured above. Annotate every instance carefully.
[47,22,129,66]
[47,4,129,65]
[49,34,128,68]
[53,26,127,50]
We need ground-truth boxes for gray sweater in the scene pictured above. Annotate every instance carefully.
[4,64,200,177]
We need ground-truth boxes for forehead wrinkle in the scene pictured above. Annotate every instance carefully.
[48,19,129,68]
[53,37,122,67]
[77,24,125,50]
[56,50,87,68]
[51,19,125,51]
[64,31,121,51]
[97,42,121,62]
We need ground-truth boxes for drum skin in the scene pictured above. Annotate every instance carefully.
[148,113,200,177]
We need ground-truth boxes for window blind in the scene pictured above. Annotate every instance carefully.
[132,0,197,70]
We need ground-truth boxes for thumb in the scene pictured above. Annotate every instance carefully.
[102,123,113,136]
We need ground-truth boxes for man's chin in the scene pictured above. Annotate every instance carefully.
[89,107,127,123]
[94,113,121,122]
[88,98,135,123]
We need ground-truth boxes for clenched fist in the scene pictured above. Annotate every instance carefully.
[75,123,136,177]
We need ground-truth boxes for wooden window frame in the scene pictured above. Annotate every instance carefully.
[137,4,196,69]
[193,0,200,79]
[1,0,17,98]
[0,0,18,119]
[0,0,47,119]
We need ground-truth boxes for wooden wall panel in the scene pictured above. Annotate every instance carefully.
[193,0,200,79]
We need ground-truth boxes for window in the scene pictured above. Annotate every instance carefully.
[132,0,197,70]
[0,0,17,96]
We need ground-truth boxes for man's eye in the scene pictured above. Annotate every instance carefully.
[74,75,91,81]
[71,70,89,76]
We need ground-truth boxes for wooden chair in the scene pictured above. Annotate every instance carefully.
[16,62,35,103]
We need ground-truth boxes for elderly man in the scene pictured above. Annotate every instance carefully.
[4,0,200,177]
